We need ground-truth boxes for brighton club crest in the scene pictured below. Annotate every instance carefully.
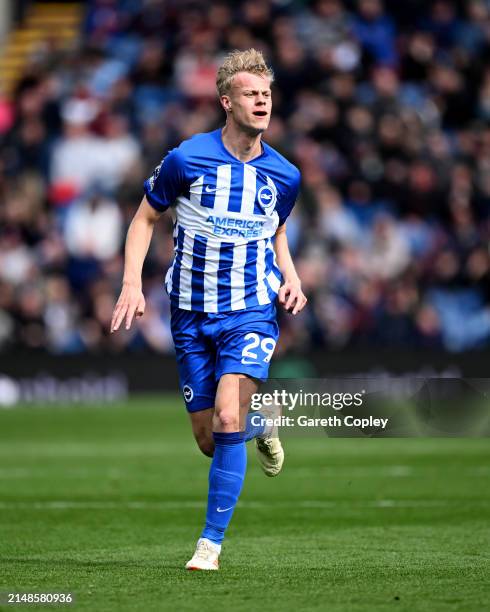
[257,175,277,211]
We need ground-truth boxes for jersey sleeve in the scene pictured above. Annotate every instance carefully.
[143,147,186,212]
[276,168,300,226]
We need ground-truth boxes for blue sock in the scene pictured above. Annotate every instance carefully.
[201,432,247,545]
[242,411,267,441]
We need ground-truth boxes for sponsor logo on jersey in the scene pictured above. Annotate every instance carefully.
[206,216,265,238]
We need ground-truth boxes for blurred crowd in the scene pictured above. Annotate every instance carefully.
[0,0,490,355]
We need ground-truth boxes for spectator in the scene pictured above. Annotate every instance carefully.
[64,186,123,261]
[351,0,397,68]
[51,97,105,193]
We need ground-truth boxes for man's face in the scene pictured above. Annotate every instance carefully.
[221,72,272,135]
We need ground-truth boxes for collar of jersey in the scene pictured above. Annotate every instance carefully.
[214,128,268,164]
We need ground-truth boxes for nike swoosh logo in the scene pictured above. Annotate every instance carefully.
[205,185,225,193]
[217,506,233,513]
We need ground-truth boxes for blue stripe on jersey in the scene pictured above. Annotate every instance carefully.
[170,225,185,301]
[191,234,207,311]
[253,197,264,216]
[227,165,244,213]
[244,241,259,308]
[200,168,217,209]
[217,242,234,311]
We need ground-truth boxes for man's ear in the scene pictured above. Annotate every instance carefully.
[220,94,232,112]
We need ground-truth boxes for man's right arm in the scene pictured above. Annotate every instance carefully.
[110,196,163,333]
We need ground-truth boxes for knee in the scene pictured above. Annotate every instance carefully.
[195,432,214,457]
[214,410,240,432]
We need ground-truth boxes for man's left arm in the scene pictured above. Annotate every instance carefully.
[274,223,307,316]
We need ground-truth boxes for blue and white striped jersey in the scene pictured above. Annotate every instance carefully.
[143,129,300,313]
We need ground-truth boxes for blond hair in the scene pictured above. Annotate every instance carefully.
[216,48,274,97]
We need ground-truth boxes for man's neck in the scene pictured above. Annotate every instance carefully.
[221,123,263,163]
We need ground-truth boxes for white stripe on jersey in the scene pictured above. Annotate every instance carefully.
[266,270,281,293]
[230,243,247,310]
[203,242,219,313]
[213,164,232,214]
[176,194,205,235]
[256,239,270,305]
[265,237,281,293]
[190,175,204,207]
[240,164,257,216]
[165,266,173,295]
[178,231,195,310]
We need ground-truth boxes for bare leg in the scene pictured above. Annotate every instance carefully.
[213,373,259,433]
[189,407,214,457]
[188,374,259,456]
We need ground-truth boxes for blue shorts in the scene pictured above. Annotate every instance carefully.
[170,302,279,412]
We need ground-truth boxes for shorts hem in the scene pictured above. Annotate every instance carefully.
[216,366,268,384]
[185,401,215,413]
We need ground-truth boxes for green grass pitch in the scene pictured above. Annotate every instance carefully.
[0,395,489,611]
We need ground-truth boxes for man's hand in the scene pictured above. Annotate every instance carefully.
[278,278,307,315]
[111,282,146,332]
